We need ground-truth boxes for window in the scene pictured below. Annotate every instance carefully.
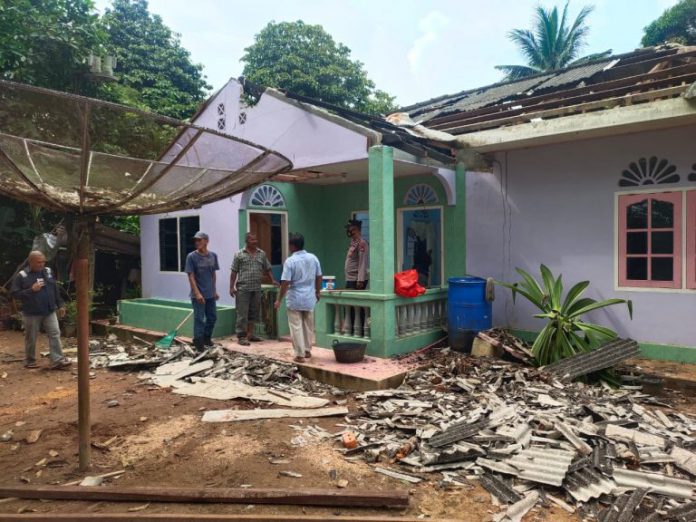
[159,216,200,272]
[351,211,370,242]
[249,185,285,208]
[618,192,681,288]
[398,207,443,287]
[688,191,696,289]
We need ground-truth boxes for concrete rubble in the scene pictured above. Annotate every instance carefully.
[339,351,696,521]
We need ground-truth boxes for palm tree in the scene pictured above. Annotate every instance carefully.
[495,2,611,81]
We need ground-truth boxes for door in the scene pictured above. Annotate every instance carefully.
[399,207,443,287]
[248,211,287,282]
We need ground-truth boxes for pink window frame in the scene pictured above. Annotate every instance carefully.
[687,191,696,290]
[618,191,682,289]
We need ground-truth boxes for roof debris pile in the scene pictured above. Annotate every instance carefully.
[341,352,696,521]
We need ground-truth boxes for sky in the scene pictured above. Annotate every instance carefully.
[93,0,680,107]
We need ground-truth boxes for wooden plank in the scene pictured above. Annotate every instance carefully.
[202,406,348,423]
[3,511,430,521]
[0,486,407,508]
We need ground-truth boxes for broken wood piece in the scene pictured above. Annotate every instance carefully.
[373,467,422,484]
[471,337,503,358]
[0,515,457,522]
[0,485,409,508]
[201,407,349,423]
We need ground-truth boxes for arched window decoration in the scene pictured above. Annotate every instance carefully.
[618,156,680,187]
[249,184,285,208]
[216,103,226,131]
[688,163,696,182]
[404,184,439,206]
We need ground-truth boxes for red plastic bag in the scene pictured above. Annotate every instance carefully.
[394,269,426,298]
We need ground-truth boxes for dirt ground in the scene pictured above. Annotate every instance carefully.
[1,332,695,521]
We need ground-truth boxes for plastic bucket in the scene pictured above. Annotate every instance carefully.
[447,276,492,353]
[322,276,336,290]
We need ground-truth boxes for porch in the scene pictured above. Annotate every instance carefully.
[239,145,467,358]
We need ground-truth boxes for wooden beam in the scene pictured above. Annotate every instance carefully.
[0,486,408,509]
[0,515,459,522]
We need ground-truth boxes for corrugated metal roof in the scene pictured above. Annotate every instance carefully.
[565,468,616,502]
[534,59,613,91]
[505,447,576,486]
[613,468,695,498]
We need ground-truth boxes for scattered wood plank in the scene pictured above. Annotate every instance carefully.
[0,515,458,522]
[202,407,348,423]
[0,486,408,508]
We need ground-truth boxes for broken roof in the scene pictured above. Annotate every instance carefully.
[402,44,696,136]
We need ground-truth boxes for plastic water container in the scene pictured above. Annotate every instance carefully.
[447,276,492,353]
[322,276,336,290]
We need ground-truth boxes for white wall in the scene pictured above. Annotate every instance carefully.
[466,124,696,347]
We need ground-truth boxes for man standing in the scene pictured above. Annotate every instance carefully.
[230,232,277,346]
[344,219,369,289]
[185,231,219,352]
[274,233,322,362]
[11,251,71,369]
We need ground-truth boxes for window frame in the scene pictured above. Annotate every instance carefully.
[158,215,200,273]
[687,190,696,290]
[616,190,682,290]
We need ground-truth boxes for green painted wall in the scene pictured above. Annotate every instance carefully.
[118,298,236,338]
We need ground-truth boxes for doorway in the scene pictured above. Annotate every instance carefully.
[397,207,443,287]
[247,211,288,282]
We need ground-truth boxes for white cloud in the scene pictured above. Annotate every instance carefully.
[407,11,449,74]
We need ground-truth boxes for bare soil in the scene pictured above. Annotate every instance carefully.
[2,331,695,520]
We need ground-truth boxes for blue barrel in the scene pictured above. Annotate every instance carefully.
[447,276,492,353]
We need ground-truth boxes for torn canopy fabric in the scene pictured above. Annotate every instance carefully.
[0,80,292,215]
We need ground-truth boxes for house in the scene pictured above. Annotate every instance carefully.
[135,43,696,362]
[400,44,696,362]
[136,78,463,356]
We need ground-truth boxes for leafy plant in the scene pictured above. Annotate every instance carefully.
[497,265,632,366]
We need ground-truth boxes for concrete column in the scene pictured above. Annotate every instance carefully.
[368,145,395,295]
[444,163,467,279]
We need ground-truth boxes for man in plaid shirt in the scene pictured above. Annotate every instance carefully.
[230,233,278,345]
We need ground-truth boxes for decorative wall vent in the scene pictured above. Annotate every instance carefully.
[216,103,226,131]
[689,163,696,182]
[238,111,247,125]
[618,156,680,186]
[249,184,285,208]
[404,184,439,205]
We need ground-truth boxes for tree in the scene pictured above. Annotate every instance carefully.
[0,0,103,94]
[241,20,395,115]
[642,0,696,46]
[101,0,210,119]
[495,2,611,81]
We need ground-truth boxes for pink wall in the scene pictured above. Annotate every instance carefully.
[466,124,696,348]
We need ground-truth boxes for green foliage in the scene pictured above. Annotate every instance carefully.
[642,0,696,46]
[0,0,104,94]
[497,265,633,366]
[100,215,140,235]
[101,0,210,119]
[496,2,611,81]
[241,20,396,115]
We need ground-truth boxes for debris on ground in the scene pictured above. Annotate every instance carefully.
[338,351,696,520]
[542,338,641,381]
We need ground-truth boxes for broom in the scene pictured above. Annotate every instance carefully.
[155,310,193,349]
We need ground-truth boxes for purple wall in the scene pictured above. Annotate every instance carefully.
[466,124,696,347]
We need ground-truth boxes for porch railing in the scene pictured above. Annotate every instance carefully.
[395,297,447,337]
[330,304,371,339]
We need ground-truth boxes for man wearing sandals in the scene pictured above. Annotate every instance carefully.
[11,251,71,370]
[230,232,278,346]
[274,233,322,362]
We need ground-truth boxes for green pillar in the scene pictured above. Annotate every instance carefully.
[368,145,395,295]
[445,163,467,279]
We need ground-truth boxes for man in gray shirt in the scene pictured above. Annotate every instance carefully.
[11,251,71,369]
[185,231,219,352]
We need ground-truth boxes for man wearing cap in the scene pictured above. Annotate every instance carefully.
[230,232,278,346]
[344,220,369,290]
[11,250,71,369]
[185,231,219,352]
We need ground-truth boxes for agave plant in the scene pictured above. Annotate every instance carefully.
[497,265,633,366]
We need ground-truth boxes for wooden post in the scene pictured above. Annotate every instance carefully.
[76,215,94,471]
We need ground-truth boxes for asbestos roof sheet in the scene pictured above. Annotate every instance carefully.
[533,60,613,91]
[505,447,576,486]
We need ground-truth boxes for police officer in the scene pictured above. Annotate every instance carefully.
[344,220,369,289]
[11,251,71,370]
